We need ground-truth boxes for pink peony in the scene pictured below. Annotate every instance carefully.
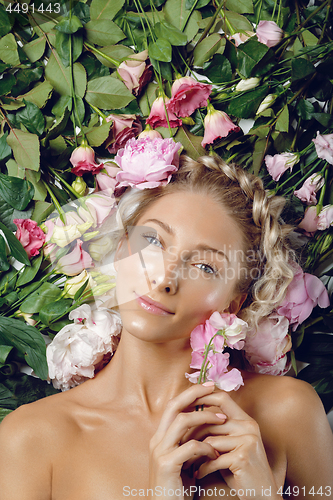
[202,104,240,147]
[47,304,122,390]
[105,114,142,154]
[146,96,182,129]
[317,204,333,230]
[166,76,212,118]
[265,152,299,181]
[294,173,324,205]
[13,219,46,259]
[256,20,283,48]
[312,132,333,164]
[55,239,94,276]
[277,262,330,331]
[244,313,291,375]
[117,50,153,96]
[298,206,319,236]
[114,137,182,189]
[70,142,104,176]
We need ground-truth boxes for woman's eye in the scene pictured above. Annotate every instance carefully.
[195,263,216,275]
[142,234,163,247]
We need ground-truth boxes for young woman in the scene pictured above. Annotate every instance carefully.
[0,154,332,500]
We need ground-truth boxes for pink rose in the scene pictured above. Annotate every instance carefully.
[317,204,333,230]
[70,142,104,176]
[47,304,122,390]
[166,76,212,118]
[298,206,319,236]
[117,50,153,96]
[146,96,182,129]
[105,114,142,154]
[138,126,163,140]
[202,104,240,147]
[277,262,330,331]
[96,164,120,192]
[114,137,182,189]
[265,152,299,181]
[244,313,291,376]
[256,20,283,48]
[79,192,116,227]
[294,173,324,205]
[13,219,46,259]
[55,239,94,276]
[312,132,333,164]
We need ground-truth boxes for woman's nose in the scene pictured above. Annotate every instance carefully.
[141,246,179,294]
[151,262,179,294]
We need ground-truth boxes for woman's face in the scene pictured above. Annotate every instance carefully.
[115,191,246,343]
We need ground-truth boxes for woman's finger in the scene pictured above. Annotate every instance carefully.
[181,417,259,444]
[193,391,255,421]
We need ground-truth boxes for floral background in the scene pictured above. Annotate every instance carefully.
[0,0,332,422]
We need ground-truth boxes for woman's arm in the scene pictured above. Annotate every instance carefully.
[0,405,53,500]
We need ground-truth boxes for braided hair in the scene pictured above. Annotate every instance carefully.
[116,154,295,329]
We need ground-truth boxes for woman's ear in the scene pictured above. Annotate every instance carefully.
[227,293,247,315]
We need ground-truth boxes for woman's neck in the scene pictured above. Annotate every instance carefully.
[99,329,194,415]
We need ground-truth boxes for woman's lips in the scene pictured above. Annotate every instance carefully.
[134,292,174,316]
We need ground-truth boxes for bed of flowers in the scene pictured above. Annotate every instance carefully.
[0,0,332,420]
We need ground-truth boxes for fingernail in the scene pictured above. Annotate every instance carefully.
[216,413,227,420]
[202,381,215,387]
[215,450,220,458]
[194,470,198,479]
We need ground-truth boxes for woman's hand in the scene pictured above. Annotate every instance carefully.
[148,382,225,499]
[183,390,279,500]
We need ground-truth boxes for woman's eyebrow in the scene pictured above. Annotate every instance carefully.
[141,219,229,262]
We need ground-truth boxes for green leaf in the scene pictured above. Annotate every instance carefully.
[237,38,269,78]
[90,0,125,20]
[164,0,201,42]
[186,0,210,8]
[48,319,71,332]
[45,53,87,98]
[25,170,47,202]
[22,36,46,63]
[19,80,53,109]
[52,95,72,117]
[85,76,134,110]
[291,58,315,82]
[0,34,20,66]
[16,253,43,288]
[0,73,15,95]
[0,173,34,210]
[85,121,112,147]
[148,39,172,63]
[0,132,11,163]
[0,4,11,38]
[296,100,315,120]
[31,201,54,225]
[202,54,232,84]
[225,0,253,14]
[0,383,16,410]
[0,235,9,272]
[15,100,45,136]
[44,109,71,141]
[85,19,125,46]
[224,10,253,33]
[20,282,62,314]
[0,196,33,231]
[0,345,13,365]
[6,129,40,172]
[313,113,333,127]
[0,221,30,266]
[227,85,268,119]
[55,31,83,67]
[39,299,73,326]
[0,317,48,379]
[94,45,133,68]
[252,137,267,176]
[174,126,205,160]
[154,22,188,47]
[193,33,222,67]
[55,15,83,34]
[275,106,289,133]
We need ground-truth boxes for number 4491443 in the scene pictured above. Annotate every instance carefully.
[277,486,331,496]
[5,3,61,14]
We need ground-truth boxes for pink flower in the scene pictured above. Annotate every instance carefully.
[96,164,120,192]
[202,104,240,147]
[298,206,319,236]
[105,114,142,154]
[208,355,244,391]
[265,152,299,181]
[70,142,104,176]
[317,204,333,230]
[244,313,291,375]
[13,219,46,259]
[209,311,247,349]
[312,132,333,164]
[114,137,182,189]
[190,320,225,354]
[294,173,324,205]
[277,262,330,331]
[117,50,153,96]
[256,20,283,48]
[138,125,163,140]
[166,76,212,118]
[146,96,182,129]
[47,304,122,390]
[55,239,94,276]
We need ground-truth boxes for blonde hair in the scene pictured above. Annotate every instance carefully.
[116,155,295,329]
